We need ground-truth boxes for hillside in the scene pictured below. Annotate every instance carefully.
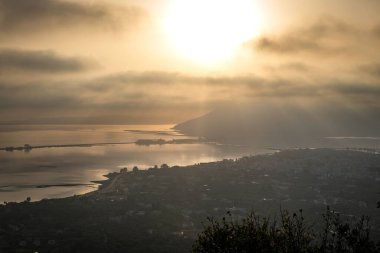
[175,104,380,147]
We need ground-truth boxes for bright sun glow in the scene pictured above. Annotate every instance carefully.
[165,0,260,65]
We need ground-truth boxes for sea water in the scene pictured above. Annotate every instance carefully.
[0,124,268,202]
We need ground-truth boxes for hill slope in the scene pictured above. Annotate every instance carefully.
[175,104,380,146]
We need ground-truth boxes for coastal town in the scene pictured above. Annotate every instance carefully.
[1,148,379,252]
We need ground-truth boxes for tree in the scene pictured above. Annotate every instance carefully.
[161,164,169,169]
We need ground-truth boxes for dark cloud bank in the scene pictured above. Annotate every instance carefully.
[0,71,379,125]
[0,0,144,36]
[0,48,93,73]
[254,17,367,55]
[2,71,380,108]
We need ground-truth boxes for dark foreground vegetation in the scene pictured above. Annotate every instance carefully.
[194,208,380,253]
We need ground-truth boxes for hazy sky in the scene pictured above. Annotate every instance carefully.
[0,0,379,124]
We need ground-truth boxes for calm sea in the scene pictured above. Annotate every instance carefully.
[0,124,269,203]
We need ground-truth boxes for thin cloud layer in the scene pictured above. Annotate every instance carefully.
[0,48,94,73]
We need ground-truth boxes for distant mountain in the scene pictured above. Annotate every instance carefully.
[175,104,380,147]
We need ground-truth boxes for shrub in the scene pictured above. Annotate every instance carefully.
[193,207,380,253]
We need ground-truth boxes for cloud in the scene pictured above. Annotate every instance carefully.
[373,24,380,38]
[256,37,322,54]
[357,62,380,79]
[1,71,379,109]
[0,48,94,73]
[328,82,380,97]
[87,71,263,90]
[1,71,379,124]
[0,0,144,37]
[277,63,312,72]
[89,72,380,100]
[254,17,358,54]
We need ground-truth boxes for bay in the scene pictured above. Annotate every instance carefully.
[0,124,268,203]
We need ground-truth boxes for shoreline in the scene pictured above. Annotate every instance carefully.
[0,149,380,252]
[1,148,379,252]
[1,147,379,204]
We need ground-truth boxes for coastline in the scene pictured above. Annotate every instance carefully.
[1,148,379,252]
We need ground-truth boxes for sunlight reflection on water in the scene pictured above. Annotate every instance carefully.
[0,125,269,202]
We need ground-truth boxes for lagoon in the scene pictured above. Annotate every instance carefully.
[0,124,269,202]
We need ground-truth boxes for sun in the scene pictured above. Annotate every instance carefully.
[164,0,260,65]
